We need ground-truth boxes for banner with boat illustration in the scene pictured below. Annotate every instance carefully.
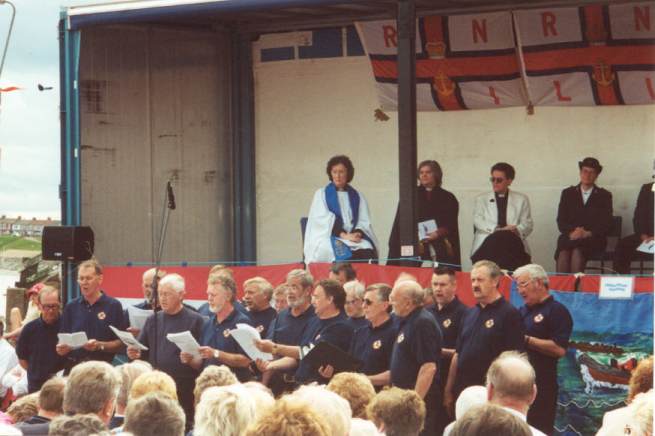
[510,283,653,436]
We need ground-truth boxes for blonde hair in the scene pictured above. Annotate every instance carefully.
[129,370,178,402]
[244,395,330,436]
[117,360,153,408]
[193,365,238,406]
[7,392,39,423]
[243,277,274,300]
[327,372,376,419]
[366,387,425,436]
[194,385,258,436]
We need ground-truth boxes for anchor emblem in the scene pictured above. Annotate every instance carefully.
[433,71,455,96]
[592,61,615,87]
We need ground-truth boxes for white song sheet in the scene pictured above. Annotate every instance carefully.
[229,323,273,361]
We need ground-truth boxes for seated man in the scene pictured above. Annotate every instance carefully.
[15,376,65,435]
[366,387,426,436]
[471,162,532,271]
[614,182,653,274]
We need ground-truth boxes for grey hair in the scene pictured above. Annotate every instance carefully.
[159,273,185,294]
[366,283,392,303]
[286,269,314,289]
[512,264,549,288]
[344,280,366,299]
[396,281,425,307]
[471,260,502,280]
[243,277,274,300]
[486,351,536,404]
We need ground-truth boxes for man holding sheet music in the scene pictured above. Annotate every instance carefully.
[56,260,127,369]
[126,273,204,427]
[180,274,253,382]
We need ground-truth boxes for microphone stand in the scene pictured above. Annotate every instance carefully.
[150,180,176,367]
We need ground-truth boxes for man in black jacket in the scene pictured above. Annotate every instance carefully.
[614,182,654,274]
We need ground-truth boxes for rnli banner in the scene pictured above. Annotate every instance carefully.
[356,2,655,110]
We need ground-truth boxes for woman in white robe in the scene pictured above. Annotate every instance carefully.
[303,155,379,264]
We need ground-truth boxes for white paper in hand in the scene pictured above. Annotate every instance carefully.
[166,331,201,359]
[637,240,654,254]
[230,323,273,361]
[57,332,88,349]
[418,219,438,240]
[127,306,154,330]
[110,326,148,351]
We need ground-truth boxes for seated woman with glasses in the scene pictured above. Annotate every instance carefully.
[471,162,533,271]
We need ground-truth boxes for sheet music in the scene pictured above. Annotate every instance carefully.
[127,306,154,330]
[229,323,273,361]
[166,331,201,359]
[418,219,438,240]
[110,326,148,351]
[637,240,654,254]
[57,332,88,349]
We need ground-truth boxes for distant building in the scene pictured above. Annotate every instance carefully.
[0,216,60,237]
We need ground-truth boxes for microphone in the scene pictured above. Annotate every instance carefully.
[167,181,176,210]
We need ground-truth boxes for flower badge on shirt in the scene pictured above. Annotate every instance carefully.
[372,340,382,350]
[442,319,452,328]
[97,311,106,320]
[534,314,544,323]
[223,330,230,338]
[397,333,405,344]
[485,319,494,329]
[256,325,264,333]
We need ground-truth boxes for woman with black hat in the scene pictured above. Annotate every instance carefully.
[555,157,613,273]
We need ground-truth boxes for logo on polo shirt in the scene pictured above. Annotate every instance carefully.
[97,311,106,320]
[223,330,230,338]
[534,314,544,323]
[485,319,494,328]
[397,333,405,344]
[256,325,264,333]
[372,340,382,350]
[443,319,452,328]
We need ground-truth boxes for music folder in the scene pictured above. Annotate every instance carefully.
[304,341,362,373]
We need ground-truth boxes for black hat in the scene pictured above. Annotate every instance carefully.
[578,157,603,174]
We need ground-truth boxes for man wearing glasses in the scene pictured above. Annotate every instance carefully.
[471,162,533,271]
[16,285,66,393]
[344,280,368,330]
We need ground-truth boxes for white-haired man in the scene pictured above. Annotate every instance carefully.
[389,280,442,436]
[514,264,572,435]
[127,273,204,427]
[242,277,277,338]
[486,351,546,436]
[344,280,368,330]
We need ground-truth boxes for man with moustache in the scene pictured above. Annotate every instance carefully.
[127,273,204,427]
[242,277,277,338]
[444,260,524,416]
[255,279,353,385]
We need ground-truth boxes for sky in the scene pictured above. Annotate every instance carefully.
[0,0,100,219]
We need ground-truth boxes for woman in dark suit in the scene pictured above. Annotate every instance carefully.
[388,160,461,268]
[555,157,613,273]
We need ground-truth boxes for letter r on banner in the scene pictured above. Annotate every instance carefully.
[383,25,398,48]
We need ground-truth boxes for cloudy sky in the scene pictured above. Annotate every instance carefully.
[0,0,99,219]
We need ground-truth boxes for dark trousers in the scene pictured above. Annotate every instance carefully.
[614,234,651,274]
[471,231,530,271]
[351,248,378,263]
[420,388,441,436]
[527,382,558,436]
[175,377,196,432]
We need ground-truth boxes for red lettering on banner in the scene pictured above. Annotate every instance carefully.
[542,12,558,37]
[472,19,488,43]
[383,25,398,48]
[554,81,572,101]
[634,6,651,31]
[489,86,500,105]
[646,78,655,100]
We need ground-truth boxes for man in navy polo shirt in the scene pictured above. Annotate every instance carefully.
[242,277,277,338]
[56,260,127,368]
[389,280,442,436]
[444,260,524,417]
[255,279,353,385]
[16,285,66,392]
[427,266,469,434]
[514,263,573,435]
[344,280,368,330]
[182,275,253,382]
[263,269,316,395]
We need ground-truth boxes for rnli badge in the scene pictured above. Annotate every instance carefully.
[397,333,405,344]
[223,330,230,338]
[372,340,382,350]
[97,311,106,320]
[485,319,494,329]
[443,319,452,329]
[256,325,264,333]
[534,314,544,323]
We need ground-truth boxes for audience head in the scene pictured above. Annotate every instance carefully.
[209,264,234,278]
[63,361,120,424]
[327,372,376,419]
[7,392,38,423]
[193,365,238,407]
[490,162,515,194]
[242,381,275,411]
[130,370,178,402]
[117,360,153,411]
[194,384,258,436]
[366,387,425,436]
[329,262,357,285]
[344,280,366,318]
[290,384,352,436]
[630,390,653,436]
[326,155,355,186]
[38,376,66,415]
[450,403,531,436]
[431,266,458,307]
[48,413,109,436]
[418,159,443,189]
[455,385,487,420]
[123,392,185,436]
[286,269,314,309]
[513,264,550,306]
[243,277,274,312]
[313,279,346,315]
[363,283,392,323]
[273,284,290,312]
[486,351,536,413]
[628,356,653,403]
[350,417,384,436]
[207,274,237,313]
[244,395,330,436]
[390,280,424,317]
[470,260,502,305]
[158,273,186,314]
[393,272,418,286]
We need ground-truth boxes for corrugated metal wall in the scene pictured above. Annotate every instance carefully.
[79,25,233,264]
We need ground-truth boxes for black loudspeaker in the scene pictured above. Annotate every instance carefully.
[42,226,95,261]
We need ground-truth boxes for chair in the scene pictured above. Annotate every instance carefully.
[585,216,622,273]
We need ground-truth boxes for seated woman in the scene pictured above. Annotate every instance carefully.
[555,157,613,273]
[303,155,379,264]
[471,162,532,271]
[388,160,461,268]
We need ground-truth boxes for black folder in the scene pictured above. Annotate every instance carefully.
[304,341,362,373]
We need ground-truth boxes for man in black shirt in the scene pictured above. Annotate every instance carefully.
[127,273,204,428]
[242,277,277,338]
[614,182,654,274]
